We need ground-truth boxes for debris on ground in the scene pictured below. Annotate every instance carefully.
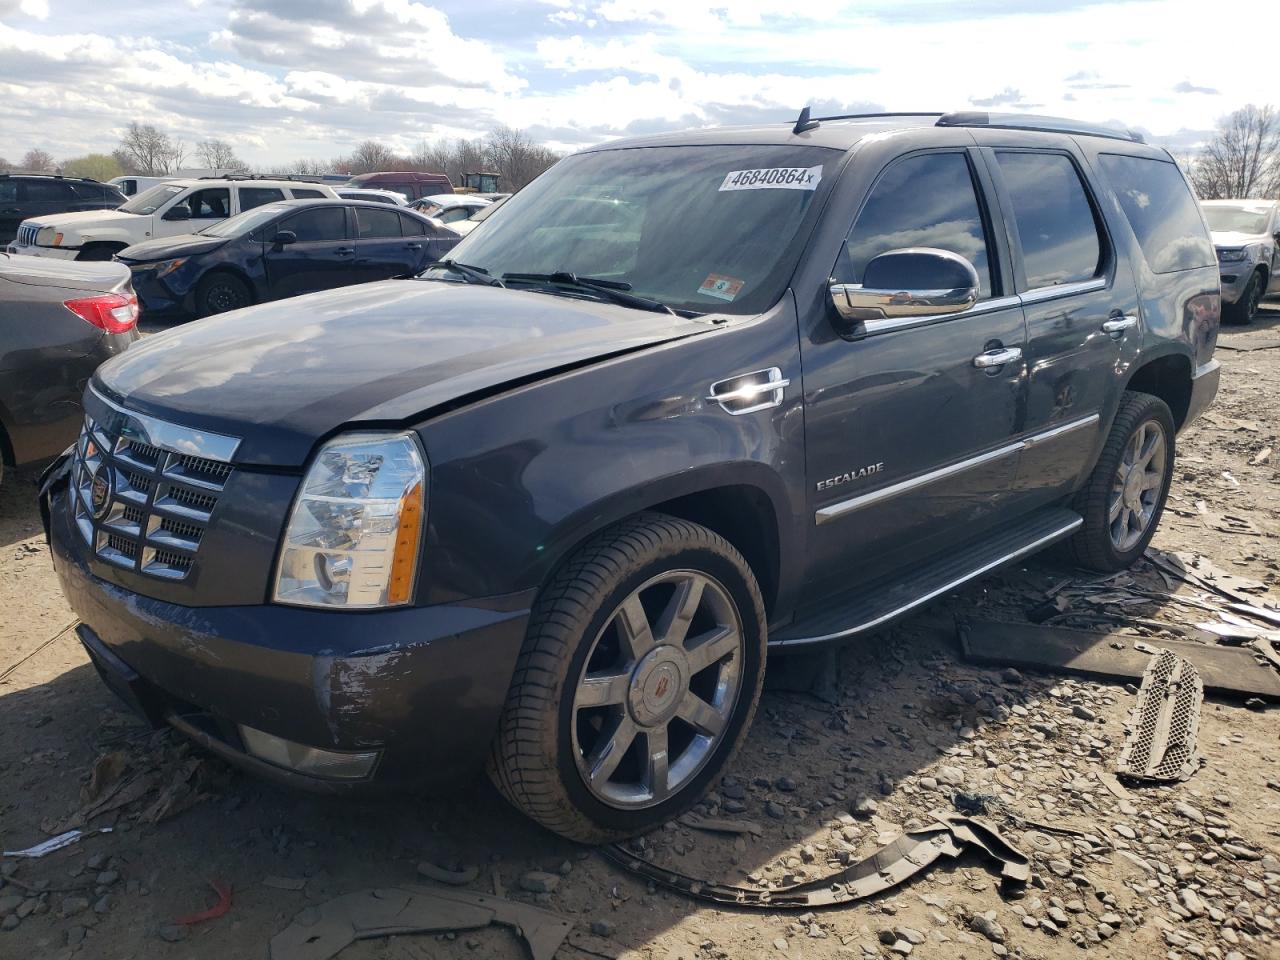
[174,880,233,925]
[270,886,572,960]
[416,860,480,886]
[2,827,112,859]
[603,814,1029,909]
[1116,649,1203,783]
[959,619,1280,698]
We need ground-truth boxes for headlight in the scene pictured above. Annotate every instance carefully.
[273,432,426,609]
[154,258,187,278]
[1217,248,1247,263]
[36,226,63,246]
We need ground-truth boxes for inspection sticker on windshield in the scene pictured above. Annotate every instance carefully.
[698,274,745,301]
[718,165,822,192]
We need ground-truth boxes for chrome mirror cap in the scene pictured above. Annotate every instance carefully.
[830,247,980,322]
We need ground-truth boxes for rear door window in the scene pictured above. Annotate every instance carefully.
[356,207,403,238]
[994,152,1103,289]
[840,151,995,298]
[240,187,286,211]
[186,188,231,219]
[1097,154,1216,273]
[19,179,75,202]
[280,206,347,242]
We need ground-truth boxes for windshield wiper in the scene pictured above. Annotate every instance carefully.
[502,271,674,315]
[426,259,505,287]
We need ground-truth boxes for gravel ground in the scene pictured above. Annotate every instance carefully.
[1,306,1278,960]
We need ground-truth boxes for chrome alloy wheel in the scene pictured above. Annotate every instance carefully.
[570,570,744,809]
[1108,419,1167,552]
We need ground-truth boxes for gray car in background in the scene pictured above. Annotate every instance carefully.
[1201,199,1280,323]
[0,254,138,487]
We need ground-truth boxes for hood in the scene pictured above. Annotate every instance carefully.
[93,280,714,467]
[23,208,147,232]
[118,234,229,262]
[0,254,130,293]
[1210,230,1266,247]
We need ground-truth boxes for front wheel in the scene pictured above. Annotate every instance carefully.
[1224,271,1263,325]
[488,514,766,843]
[195,272,252,318]
[1066,391,1175,571]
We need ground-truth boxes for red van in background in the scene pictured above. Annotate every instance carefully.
[345,171,453,200]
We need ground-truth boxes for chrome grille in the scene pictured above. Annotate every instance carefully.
[16,223,39,247]
[69,398,240,581]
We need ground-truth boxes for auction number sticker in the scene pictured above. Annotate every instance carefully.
[698,274,745,301]
[718,165,822,192]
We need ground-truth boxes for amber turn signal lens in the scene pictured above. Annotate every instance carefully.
[387,481,424,605]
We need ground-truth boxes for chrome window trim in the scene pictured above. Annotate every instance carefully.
[814,413,1099,525]
[1019,276,1107,305]
[770,515,1083,648]
[860,295,1022,336]
[86,385,241,463]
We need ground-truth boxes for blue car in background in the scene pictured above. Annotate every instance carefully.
[116,199,459,320]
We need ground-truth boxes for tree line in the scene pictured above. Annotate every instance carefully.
[2,123,561,192]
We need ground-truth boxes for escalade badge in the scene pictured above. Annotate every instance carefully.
[816,463,884,492]
[90,468,113,519]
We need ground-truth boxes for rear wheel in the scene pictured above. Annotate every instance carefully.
[488,514,766,843]
[195,273,252,318]
[1066,391,1175,571]
[1224,270,1263,324]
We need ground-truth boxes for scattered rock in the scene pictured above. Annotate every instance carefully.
[1071,705,1096,721]
[60,896,89,919]
[970,914,1005,943]
[590,919,615,938]
[775,776,798,792]
[851,796,878,818]
[518,871,560,894]
[157,924,189,942]
[66,925,86,947]
[765,801,787,820]
[0,896,22,918]
[1,915,18,932]
[896,927,926,945]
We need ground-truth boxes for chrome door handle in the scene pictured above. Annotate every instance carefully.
[1102,315,1138,334]
[973,347,1022,368]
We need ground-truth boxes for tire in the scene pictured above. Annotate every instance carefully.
[1224,270,1263,325]
[76,245,120,262]
[195,272,253,318]
[1066,391,1176,572]
[488,513,767,843]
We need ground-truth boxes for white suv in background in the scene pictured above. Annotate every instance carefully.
[8,178,338,261]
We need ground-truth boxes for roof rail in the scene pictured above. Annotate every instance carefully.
[936,111,1145,143]
[792,106,944,134]
[197,174,318,182]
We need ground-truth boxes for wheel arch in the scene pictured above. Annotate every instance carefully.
[1123,349,1193,430]
[531,463,791,620]
[196,266,260,304]
[76,240,128,261]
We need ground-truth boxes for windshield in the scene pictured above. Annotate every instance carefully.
[1203,204,1271,235]
[198,203,291,237]
[119,184,184,215]
[446,144,839,314]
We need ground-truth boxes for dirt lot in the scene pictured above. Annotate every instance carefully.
[2,309,1279,960]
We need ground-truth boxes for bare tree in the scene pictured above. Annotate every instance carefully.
[118,123,188,175]
[1189,104,1280,200]
[482,126,560,190]
[346,140,401,174]
[195,138,249,173]
[111,148,141,176]
[21,148,56,172]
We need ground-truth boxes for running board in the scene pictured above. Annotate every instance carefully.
[769,507,1082,649]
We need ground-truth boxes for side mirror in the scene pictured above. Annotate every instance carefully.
[162,204,191,222]
[829,247,979,323]
[272,230,297,246]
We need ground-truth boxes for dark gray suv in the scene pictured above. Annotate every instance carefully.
[43,110,1219,843]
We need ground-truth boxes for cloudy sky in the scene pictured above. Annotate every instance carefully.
[0,0,1271,167]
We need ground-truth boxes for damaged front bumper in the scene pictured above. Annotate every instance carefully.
[45,480,532,793]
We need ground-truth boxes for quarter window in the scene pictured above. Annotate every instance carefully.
[280,207,347,243]
[840,152,995,298]
[356,207,403,239]
[1097,154,1216,274]
[400,214,427,236]
[186,188,231,219]
[289,188,326,199]
[240,187,286,211]
[994,152,1103,289]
